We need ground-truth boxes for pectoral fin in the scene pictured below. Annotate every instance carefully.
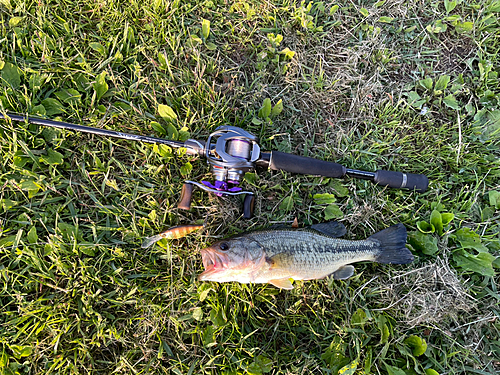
[331,265,355,280]
[268,252,293,268]
[269,278,294,289]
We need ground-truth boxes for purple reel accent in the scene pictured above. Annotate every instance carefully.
[201,180,242,197]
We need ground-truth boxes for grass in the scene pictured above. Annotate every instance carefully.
[1,0,500,374]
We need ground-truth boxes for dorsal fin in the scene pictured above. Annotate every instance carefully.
[269,278,294,289]
[310,221,346,238]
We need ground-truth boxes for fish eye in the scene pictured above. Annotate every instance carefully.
[219,242,229,251]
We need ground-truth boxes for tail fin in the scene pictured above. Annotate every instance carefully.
[369,224,414,264]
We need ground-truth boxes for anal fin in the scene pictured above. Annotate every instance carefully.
[331,265,355,280]
[269,278,294,289]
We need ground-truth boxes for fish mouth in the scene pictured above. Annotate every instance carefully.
[199,248,229,280]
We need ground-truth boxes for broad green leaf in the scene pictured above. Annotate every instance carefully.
[435,75,450,91]
[351,308,369,326]
[271,99,283,117]
[443,94,460,109]
[419,77,433,90]
[79,245,95,256]
[54,89,81,104]
[259,98,272,119]
[417,220,435,233]
[192,307,203,321]
[180,162,192,177]
[255,355,273,373]
[330,5,339,14]
[359,8,369,17]
[20,180,41,198]
[407,91,425,108]
[338,359,358,375]
[404,335,428,356]
[324,204,343,220]
[158,104,177,121]
[313,193,337,204]
[9,16,23,27]
[493,257,500,269]
[247,362,263,375]
[10,345,32,359]
[444,0,458,13]
[199,287,211,302]
[489,190,500,209]
[202,19,210,39]
[455,227,489,252]
[150,121,166,135]
[408,231,439,255]
[93,71,108,101]
[41,98,65,115]
[453,249,495,276]
[425,370,440,375]
[1,199,18,211]
[1,62,22,89]
[279,47,295,59]
[27,226,38,244]
[441,212,454,226]
[89,42,106,55]
[426,20,447,33]
[58,222,83,241]
[39,149,64,165]
[430,210,444,235]
[165,123,178,140]
[252,117,263,125]
[374,0,386,7]
[158,52,167,69]
[380,323,390,344]
[205,42,217,50]
[279,196,294,211]
[385,364,406,375]
[378,16,393,23]
[179,126,190,141]
[202,325,215,347]
[29,73,46,91]
[455,21,473,33]
[188,34,203,47]
[209,308,226,326]
[329,180,349,197]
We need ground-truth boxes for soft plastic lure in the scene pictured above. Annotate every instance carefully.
[142,224,204,248]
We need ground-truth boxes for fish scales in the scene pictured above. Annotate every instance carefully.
[247,230,378,275]
[199,222,413,289]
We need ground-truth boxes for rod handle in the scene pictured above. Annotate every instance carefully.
[374,170,429,192]
[269,151,346,178]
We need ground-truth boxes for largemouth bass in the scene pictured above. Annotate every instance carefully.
[199,221,413,289]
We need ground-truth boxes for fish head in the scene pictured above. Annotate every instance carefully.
[199,237,266,283]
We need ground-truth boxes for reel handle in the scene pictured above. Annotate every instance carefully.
[177,182,255,218]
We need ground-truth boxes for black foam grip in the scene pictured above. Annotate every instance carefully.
[243,194,255,219]
[178,183,193,210]
[374,170,429,192]
[269,151,346,178]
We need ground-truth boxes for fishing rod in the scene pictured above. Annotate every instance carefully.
[1,112,429,218]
